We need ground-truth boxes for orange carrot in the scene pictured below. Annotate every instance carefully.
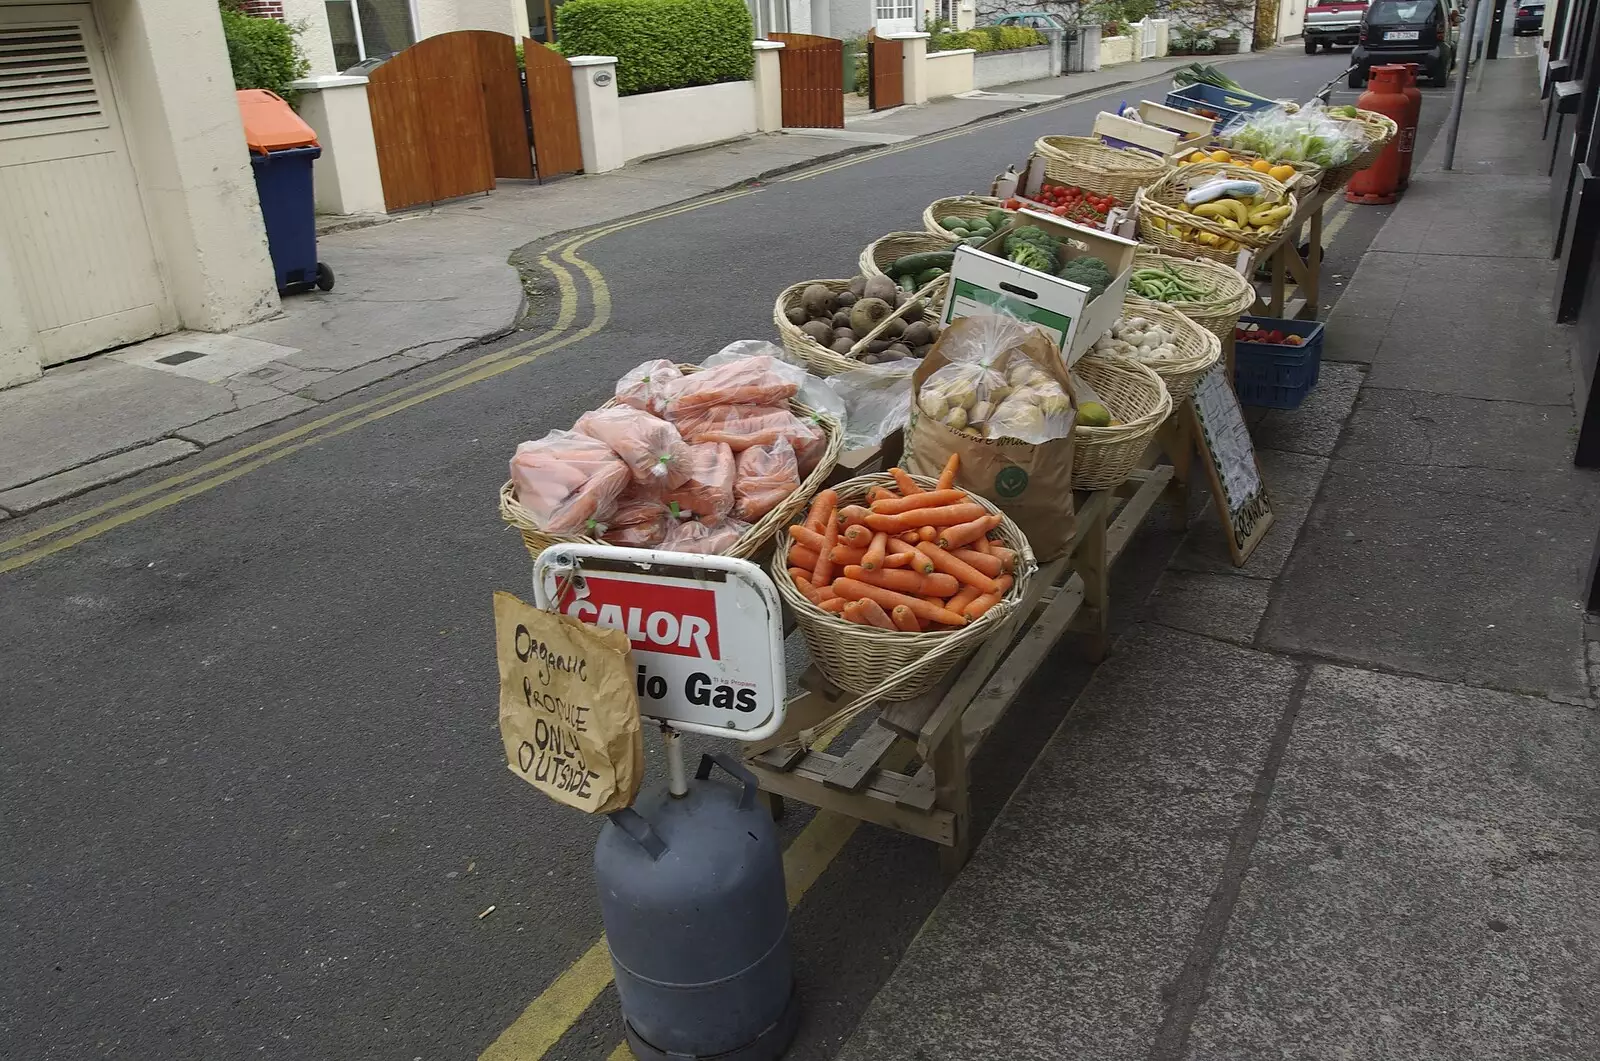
[820,598,847,613]
[890,605,921,633]
[869,489,966,516]
[935,453,960,491]
[969,535,992,555]
[842,601,867,624]
[857,598,897,630]
[836,504,873,527]
[842,524,873,548]
[816,586,838,603]
[830,544,867,565]
[812,518,839,587]
[889,467,922,495]
[918,526,937,542]
[831,578,968,626]
[789,545,820,571]
[865,503,985,533]
[862,531,889,571]
[790,568,814,587]
[938,513,1001,550]
[915,541,999,594]
[886,537,933,572]
[950,549,1004,578]
[963,574,1014,619]
[946,585,982,614]
[867,485,897,504]
[899,530,921,544]
[843,565,928,595]
[788,525,827,552]
[989,546,1016,572]
[919,572,960,597]
[805,489,838,533]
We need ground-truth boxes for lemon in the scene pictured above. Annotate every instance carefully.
[1188,150,1209,164]
[1209,150,1231,163]
[1078,401,1112,428]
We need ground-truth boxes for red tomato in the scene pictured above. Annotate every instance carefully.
[1004,198,1022,210]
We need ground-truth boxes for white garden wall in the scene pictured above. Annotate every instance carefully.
[925,48,975,98]
[618,81,759,164]
[1099,34,1134,67]
[972,45,1053,89]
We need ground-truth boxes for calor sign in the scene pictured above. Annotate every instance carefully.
[532,545,787,740]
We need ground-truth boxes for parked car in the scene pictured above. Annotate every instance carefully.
[1515,2,1546,33]
[1304,0,1370,53]
[1351,0,1458,87]
[987,11,1072,32]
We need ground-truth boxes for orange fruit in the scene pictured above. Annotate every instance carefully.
[1251,158,1273,173]
[1268,164,1296,182]
[1187,151,1209,164]
[1209,150,1231,163]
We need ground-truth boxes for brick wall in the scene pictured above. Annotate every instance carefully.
[239,0,285,18]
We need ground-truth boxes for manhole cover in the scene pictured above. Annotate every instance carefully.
[156,350,207,366]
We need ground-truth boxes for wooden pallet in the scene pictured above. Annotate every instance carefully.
[744,464,1176,874]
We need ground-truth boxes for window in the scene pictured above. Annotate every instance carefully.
[325,0,416,70]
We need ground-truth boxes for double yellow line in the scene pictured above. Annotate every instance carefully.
[0,190,754,576]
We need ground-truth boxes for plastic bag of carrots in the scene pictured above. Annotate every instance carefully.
[663,516,751,555]
[662,441,736,520]
[732,437,799,522]
[509,430,633,535]
[575,406,693,488]
[613,359,684,415]
[601,487,672,548]
[660,356,800,418]
[673,405,827,473]
[783,455,1020,632]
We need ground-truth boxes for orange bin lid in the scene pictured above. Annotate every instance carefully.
[236,89,319,154]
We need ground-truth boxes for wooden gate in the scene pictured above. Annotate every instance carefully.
[868,32,904,111]
[770,33,844,128]
[523,39,583,178]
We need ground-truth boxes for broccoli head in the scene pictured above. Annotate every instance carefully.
[1058,255,1113,299]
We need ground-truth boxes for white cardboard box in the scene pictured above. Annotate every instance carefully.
[1092,111,1183,157]
[1135,100,1216,144]
[939,211,1139,366]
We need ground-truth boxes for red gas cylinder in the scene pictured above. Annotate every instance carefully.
[1395,64,1423,189]
[1346,65,1409,205]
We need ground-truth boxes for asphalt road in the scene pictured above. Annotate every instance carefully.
[1,49,1451,1061]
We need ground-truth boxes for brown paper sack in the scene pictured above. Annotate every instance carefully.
[494,591,644,814]
[905,316,1079,560]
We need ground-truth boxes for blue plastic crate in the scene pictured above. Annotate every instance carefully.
[1163,83,1279,130]
[1233,315,1324,410]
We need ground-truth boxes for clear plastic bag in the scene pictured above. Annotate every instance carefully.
[732,436,800,522]
[672,404,827,474]
[661,516,751,555]
[824,361,915,451]
[613,359,684,415]
[701,340,845,424]
[509,430,632,534]
[601,486,671,548]
[662,442,736,520]
[575,406,692,488]
[661,356,801,418]
[1228,102,1368,168]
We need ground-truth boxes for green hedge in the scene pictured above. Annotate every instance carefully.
[555,0,753,96]
[930,25,1048,54]
[218,4,308,103]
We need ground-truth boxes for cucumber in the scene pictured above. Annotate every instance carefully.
[915,267,947,286]
[897,273,917,293]
[888,250,955,279]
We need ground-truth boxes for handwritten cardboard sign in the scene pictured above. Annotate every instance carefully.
[494,591,643,814]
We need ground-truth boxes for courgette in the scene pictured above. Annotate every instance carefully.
[888,250,955,279]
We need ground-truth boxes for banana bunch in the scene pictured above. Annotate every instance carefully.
[1148,194,1293,252]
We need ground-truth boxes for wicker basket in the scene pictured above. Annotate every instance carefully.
[1115,298,1222,404]
[1172,143,1323,197]
[1135,161,1297,266]
[771,472,1037,700]
[922,195,1006,242]
[1071,354,1173,490]
[859,231,955,278]
[773,277,943,377]
[1129,250,1257,341]
[499,368,842,562]
[1034,135,1172,203]
[1321,110,1399,189]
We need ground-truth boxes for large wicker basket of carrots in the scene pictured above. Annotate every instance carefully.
[772,464,1036,701]
[499,362,842,561]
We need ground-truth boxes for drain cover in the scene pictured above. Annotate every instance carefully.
[156,350,207,366]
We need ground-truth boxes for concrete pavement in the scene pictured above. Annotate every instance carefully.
[836,44,1600,1061]
[0,53,1224,518]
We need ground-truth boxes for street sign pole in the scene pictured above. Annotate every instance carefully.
[1444,0,1484,171]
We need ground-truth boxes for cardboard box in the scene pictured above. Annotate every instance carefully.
[1092,111,1182,157]
[939,211,1138,366]
[1135,100,1216,145]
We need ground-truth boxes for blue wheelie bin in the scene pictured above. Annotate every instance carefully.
[237,89,333,294]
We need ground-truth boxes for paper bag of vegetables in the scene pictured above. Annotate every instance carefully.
[905,314,1079,560]
[613,359,683,415]
[575,406,693,488]
[509,430,633,535]
[732,437,801,522]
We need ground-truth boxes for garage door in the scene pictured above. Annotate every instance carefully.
[0,4,169,366]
